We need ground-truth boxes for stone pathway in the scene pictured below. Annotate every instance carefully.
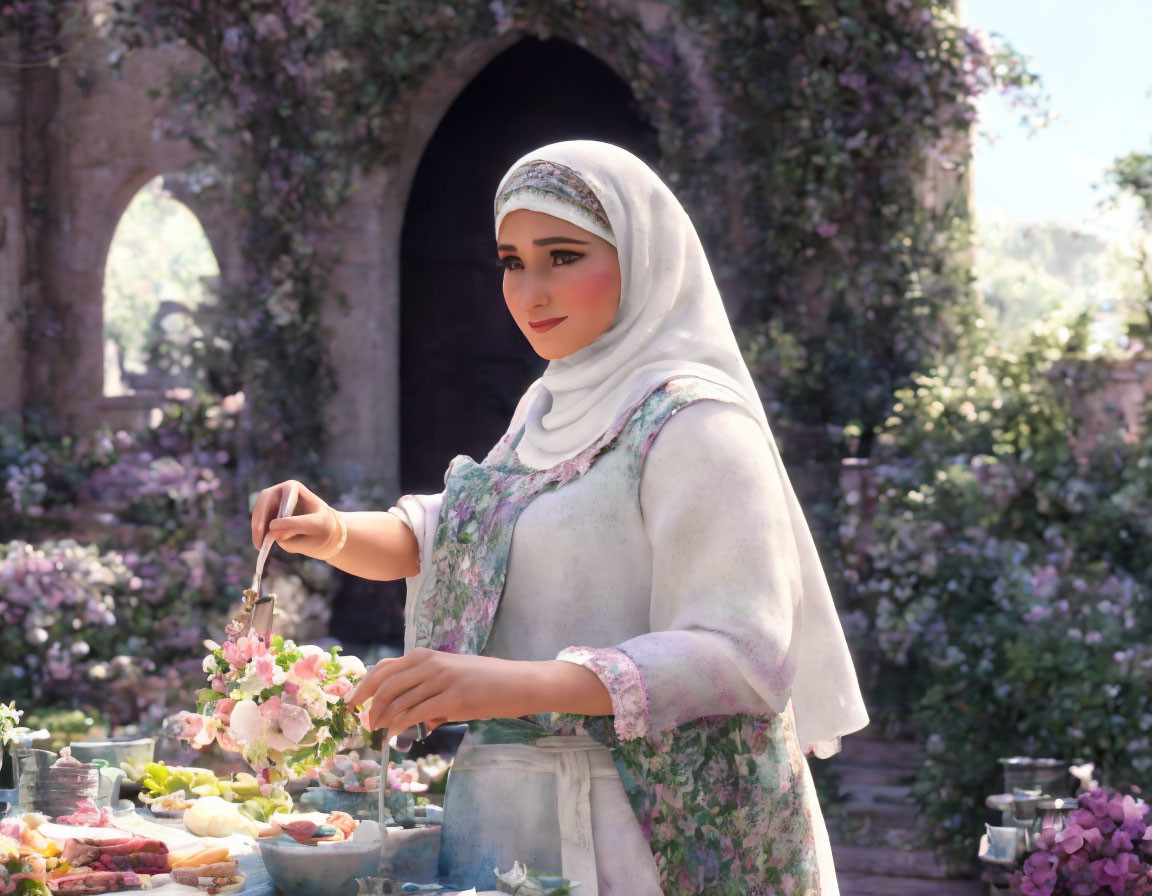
[822,731,985,896]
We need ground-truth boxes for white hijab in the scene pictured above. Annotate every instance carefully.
[493,141,868,757]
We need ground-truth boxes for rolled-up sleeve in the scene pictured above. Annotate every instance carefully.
[387,492,443,646]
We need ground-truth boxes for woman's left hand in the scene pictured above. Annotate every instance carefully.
[346,648,545,734]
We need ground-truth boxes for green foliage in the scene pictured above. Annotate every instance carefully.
[1105,150,1152,341]
[0,416,120,540]
[93,0,1042,475]
[20,708,111,755]
[974,210,1145,350]
[841,314,1152,864]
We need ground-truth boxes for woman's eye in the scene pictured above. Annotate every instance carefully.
[552,251,582,266]
[496,256,523,272]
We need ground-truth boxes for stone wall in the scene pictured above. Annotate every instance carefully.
[0,34,243,430]
[0,34,25,418]
[0,4,970,500]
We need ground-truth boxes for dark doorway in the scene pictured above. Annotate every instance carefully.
[399,36,659,495]
[332,38,657,649]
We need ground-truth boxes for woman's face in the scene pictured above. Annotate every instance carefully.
[497,209,621,360]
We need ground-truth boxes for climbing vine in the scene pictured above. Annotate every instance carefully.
[21,0,1040,478]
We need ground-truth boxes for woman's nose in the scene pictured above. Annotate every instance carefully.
[516,274,550,308]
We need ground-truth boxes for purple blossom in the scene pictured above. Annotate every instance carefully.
[1016,787,1152,895]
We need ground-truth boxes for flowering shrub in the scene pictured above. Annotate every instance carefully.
[0,420,119,538]
[170,624,369,791]
[77,393,244,536]
[839,314,1152,862]
[0,538,238,725]
[0,534,332,730]
[1015,786,1152,896]
[87,0,1043,472]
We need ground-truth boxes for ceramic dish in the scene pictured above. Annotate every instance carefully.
[258,837,381,896]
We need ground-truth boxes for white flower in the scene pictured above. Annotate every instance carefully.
[336,654,366,680]
[229,697,314,752]
[294,681,332,718]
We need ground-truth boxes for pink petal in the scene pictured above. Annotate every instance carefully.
[229,699,264,744]
[216,728,243,753]
[264,731,298,753]
[191,721,218,749]
[277,702,314,744]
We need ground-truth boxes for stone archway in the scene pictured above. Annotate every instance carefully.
[397,35,659,495]
[102,176,221,407]
[4,38,243,432]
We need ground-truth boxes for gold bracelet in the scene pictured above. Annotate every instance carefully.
[314,507,348,561]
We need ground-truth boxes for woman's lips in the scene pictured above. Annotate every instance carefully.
[529,316,567,333]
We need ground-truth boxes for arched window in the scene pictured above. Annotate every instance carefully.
[103,176,220,398]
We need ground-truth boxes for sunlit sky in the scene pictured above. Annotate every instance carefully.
[965,0,1152,243]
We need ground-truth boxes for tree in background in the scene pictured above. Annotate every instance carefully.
[974,209,1146,353]
[103,177,219,393]
[1105,150,1152,342]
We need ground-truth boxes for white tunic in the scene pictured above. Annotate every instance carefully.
[388,400,839,895]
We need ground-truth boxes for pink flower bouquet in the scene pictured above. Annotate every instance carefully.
[1015,786,1152,896]
[169,620,369,791]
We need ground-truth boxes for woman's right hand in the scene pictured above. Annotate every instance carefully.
[251,480,342,558]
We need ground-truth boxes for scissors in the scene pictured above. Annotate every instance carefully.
[240,482,299,644]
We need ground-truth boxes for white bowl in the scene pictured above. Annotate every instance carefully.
[258,838,380,896]
[69,737,155,768]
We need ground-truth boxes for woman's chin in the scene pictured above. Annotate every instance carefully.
[525,333,599,361]
[524,336,569,361]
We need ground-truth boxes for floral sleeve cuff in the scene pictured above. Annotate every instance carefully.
[555,646,650,740]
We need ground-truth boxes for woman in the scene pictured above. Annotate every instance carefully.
[251,141,869,895]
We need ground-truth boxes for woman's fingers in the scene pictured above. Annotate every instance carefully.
[370,677,443,732]
[386,696,452,736]
[367,663,434,729]
[268,512,328,541]
[251,480,329,550]
[347,657,402,708]
[251,487,277,549]
[251,481,299,549]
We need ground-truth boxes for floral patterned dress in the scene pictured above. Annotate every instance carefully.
[395,377,833,896]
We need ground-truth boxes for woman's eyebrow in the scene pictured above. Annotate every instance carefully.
[533,236,590,246]
[496,236,590,252]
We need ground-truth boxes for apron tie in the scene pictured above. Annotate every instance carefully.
[535,735,600,889]
[450,735,613,894]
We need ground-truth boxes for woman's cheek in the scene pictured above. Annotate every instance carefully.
[560,260,620,314]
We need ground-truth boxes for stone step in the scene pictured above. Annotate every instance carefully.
[829,798,921,832]
[831,845,962,880]
[824,819,921,847]
[829,762,917,789]
[836,872,983,896]
[834,737,922,767]
[838,783,918,806]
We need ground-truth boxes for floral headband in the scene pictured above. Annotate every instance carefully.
[493,159,615,246]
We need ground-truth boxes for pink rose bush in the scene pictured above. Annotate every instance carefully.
[169,619,368,790]
[1015,786,1152,896]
